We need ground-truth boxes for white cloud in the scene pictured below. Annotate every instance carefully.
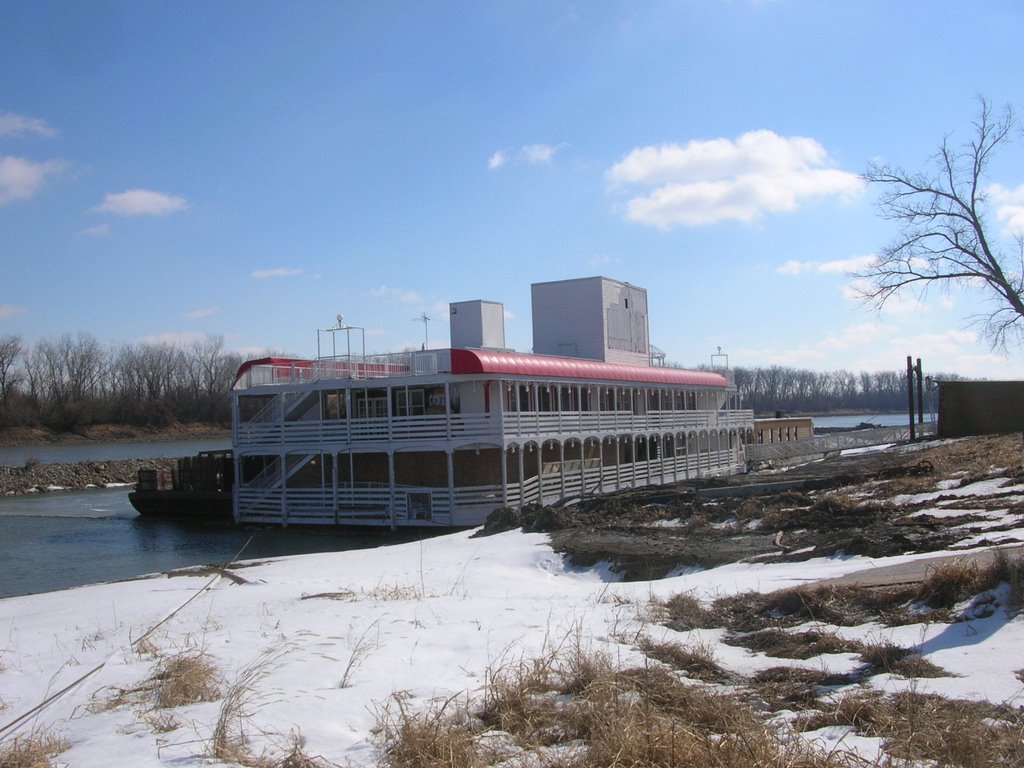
[589,253,617,268]
[0,112,57,139]
[95,189,188,216]
[488,150,508,170]
[777,254,876,275]
[989,183,1024,235]
[776,260,815,275]
[522,143,560,165]
[887,329,977,358]
[252,268,303,279]
[488,144,565,169]
[0,304,28,319]
[840,277,928,315]
[76,223,110,238]
[186,307,219,319]
[137,331,206,347]
[0,155,64,205]
[607,130,863,229]
[370,285,423,304]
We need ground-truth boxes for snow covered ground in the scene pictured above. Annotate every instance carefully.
[1,520,1022,766]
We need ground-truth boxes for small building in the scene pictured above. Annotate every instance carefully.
[230,277,755,527]
[937,379,1024,437]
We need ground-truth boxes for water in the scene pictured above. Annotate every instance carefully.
[812,412,934,430]
[0,438,231,467]
[0,487,434,599]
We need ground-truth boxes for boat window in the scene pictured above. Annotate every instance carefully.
[353,388,388,418]
[394,388,425,416]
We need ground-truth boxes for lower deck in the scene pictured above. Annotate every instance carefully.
[235,428,748,526]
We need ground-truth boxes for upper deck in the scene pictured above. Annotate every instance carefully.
[234,348,734,391]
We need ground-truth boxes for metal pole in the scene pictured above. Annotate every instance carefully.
[915,358,924,426]
[906,355,916,442]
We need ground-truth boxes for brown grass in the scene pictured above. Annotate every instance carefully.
[916,550,1024,610]
[710,581,933,631]
[376,643,875,767]
[661,592,720,630]
[209,646,284,766]
[272,734,339,768]
[637,637,728,682]
[376,693,482,768]
[748,667,854,713]
[857,640,947,678]
[0,731,68,768]
[726,628,861,659]
[153,650,222,708]
[802,690,1024,767]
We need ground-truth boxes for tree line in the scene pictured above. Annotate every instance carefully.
[0,333,246,430]
[730,364,960,416]
[0,330,959,431]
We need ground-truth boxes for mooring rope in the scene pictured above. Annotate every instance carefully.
[0,531,257,741]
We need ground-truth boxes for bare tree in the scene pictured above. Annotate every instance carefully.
[0,334,22,406]
[857,98,1024,347]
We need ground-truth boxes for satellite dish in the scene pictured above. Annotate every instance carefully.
[336,313,345,328]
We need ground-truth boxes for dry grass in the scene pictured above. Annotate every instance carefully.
[802,690,1024,767]
[748,667,854,713]
[916,550,1024,610]
[0,731,68,768]
[209,646,285,766]
[857,640,947,678]
[87,648,222,715]
[637,637,729,682]
[153,650,222,708]
[660,592,720,630]
[710,582,922,631]
[726,628,861,660]
[367,583,424,601]
[378,642,871,768]
[271,733,339,768]
[376,693,482,768]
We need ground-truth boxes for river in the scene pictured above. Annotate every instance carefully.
[0,439,432,600]
[811,412,934,431]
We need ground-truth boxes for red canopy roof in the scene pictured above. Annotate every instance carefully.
[450,348,728,388]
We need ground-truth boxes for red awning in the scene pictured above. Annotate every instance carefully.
[450,348,728,388]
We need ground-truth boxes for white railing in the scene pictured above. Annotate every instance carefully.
[501,409,753,439]
[235,412,501,446]
[747,423,936,463]
[235,444,749,526]
[235,350,454,389]
[235,408,754,448]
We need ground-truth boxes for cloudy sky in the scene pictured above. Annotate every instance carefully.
[2,1,1023,377]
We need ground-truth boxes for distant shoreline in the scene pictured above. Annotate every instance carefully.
[0,423,231,448]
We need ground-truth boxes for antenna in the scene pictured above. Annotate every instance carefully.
[413,312,432,350]
[335,313,346,329]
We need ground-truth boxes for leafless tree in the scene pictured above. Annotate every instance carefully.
[857,98,1024,348]
[0,334,22,406]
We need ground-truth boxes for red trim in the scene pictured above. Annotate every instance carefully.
[450,348,728,388]
[234,357,311,385]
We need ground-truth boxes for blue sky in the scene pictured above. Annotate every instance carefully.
[2,1,1023,378]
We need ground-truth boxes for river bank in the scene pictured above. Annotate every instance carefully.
[0,422,231,447]
[0,457,177,495]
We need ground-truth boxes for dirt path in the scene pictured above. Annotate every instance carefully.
[817,544,1024,588]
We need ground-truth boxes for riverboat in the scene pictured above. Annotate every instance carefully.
[231,276,755,527]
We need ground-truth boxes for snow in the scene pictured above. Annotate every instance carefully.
[2,522,1023,764]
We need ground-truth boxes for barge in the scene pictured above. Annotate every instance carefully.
[129,450,234,521]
